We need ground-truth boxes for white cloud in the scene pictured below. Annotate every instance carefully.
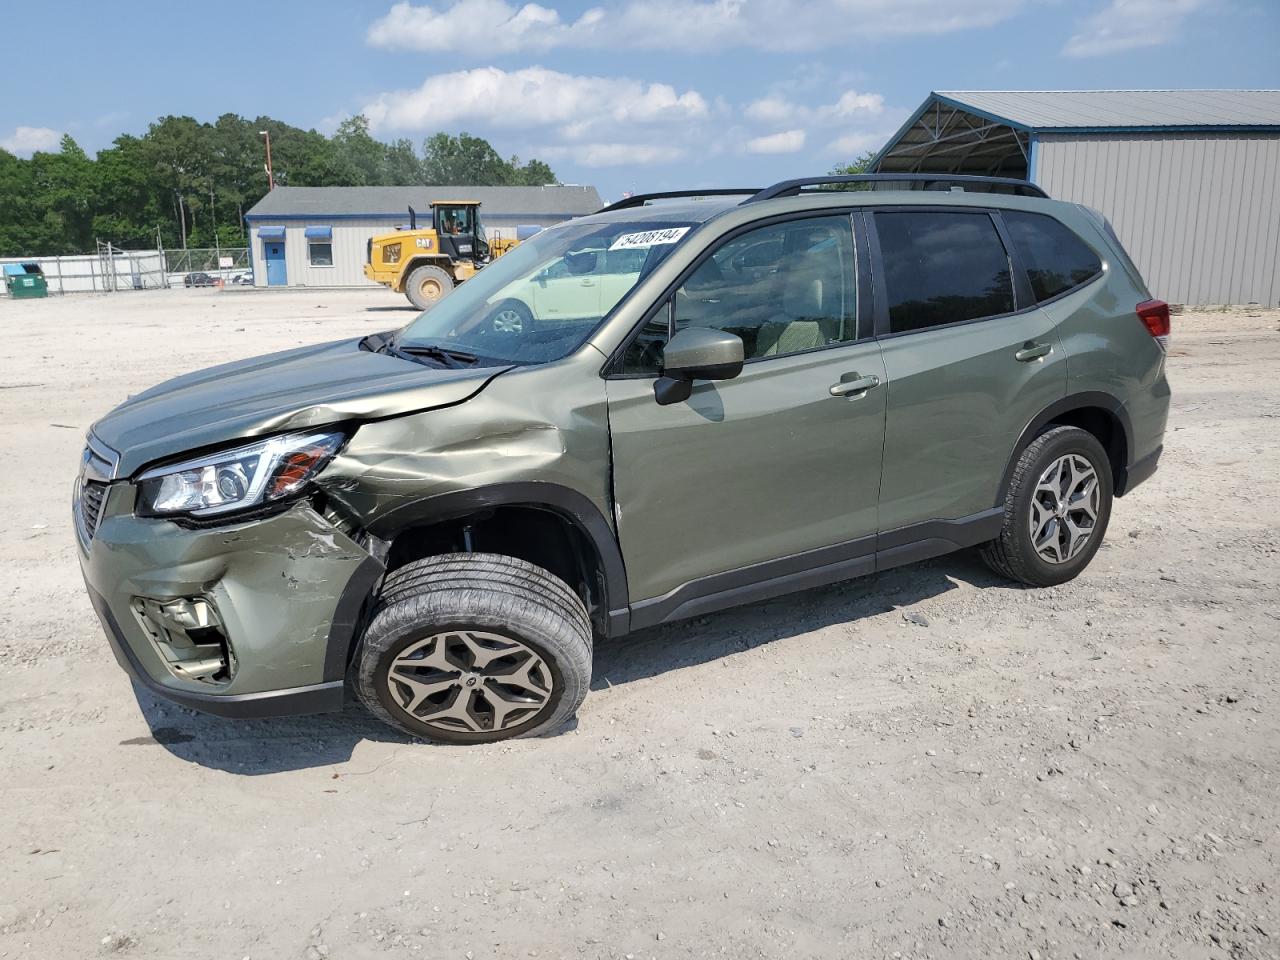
[369,0,1023,53]
[539,142,688,167]
[740,88,890,157]
[828,131,885,155]
[823,90,885,119]
[745,89,884,128]
[744,96,796,125]
[746,129,806,154]
[1062,0,1204,57]
[367,0,604,53]
[362,66,707,137]
[0,126,62,155]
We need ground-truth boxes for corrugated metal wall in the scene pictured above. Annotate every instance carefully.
[250,218,389,288]
[249,215,561,288]
[1035,132,1280,306]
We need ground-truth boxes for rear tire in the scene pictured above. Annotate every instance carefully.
[404,264,454,310]
[355,553,592,744]
[981,426,1113,587]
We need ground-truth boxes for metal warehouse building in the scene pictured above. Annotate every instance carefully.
[244,184,602,288]
[872,90,1280,306]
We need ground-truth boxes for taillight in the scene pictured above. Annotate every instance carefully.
[1136,299,1170,351]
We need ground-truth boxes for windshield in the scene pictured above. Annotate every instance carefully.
[396,219,698,365]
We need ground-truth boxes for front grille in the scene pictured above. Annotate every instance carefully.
[79,479,108,541]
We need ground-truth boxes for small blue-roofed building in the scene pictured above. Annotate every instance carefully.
[244,185,602,289]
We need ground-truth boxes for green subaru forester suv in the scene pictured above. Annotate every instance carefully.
[76,175,1170,744]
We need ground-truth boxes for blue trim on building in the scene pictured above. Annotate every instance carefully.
[931,93,1032,131]
[1027,134,1040,183]
[1034,124,1280,134]
[871,92,1280,172]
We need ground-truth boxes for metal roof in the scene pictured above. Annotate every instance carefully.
[934,89,1280,131]
[872,89,1280,178]
[246,184,602,219]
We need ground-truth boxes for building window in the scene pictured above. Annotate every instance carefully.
[304,225,334,266]
[308,240,334,266]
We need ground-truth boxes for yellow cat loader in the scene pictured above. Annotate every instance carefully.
[364,201,519,309]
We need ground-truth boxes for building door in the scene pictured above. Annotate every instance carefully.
[264,240,287,286]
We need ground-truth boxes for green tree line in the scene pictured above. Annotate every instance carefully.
[0,114,558,256]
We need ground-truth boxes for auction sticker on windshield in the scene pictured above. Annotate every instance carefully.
[609,227,690,251]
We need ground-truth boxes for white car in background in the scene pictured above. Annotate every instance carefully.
[485,245,648,332]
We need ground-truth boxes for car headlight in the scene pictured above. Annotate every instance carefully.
[137,431,343,518]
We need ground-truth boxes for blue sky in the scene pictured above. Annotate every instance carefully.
[2,0,1277,199]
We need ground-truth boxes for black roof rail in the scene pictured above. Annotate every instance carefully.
[747,174,1049,202]
[596,189,762,214]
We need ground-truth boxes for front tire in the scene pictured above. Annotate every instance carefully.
[404,264,454,310]
[485,298,533,334]
[981,426,1113,587]
[355,554,592,744]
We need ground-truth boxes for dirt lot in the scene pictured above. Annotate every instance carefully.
[0,287,1277,960]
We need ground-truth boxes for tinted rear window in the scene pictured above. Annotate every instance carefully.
[876,211,1015,334]
[1004,210,1102,303]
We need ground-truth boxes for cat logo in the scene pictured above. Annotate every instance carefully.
[415,237,434,249]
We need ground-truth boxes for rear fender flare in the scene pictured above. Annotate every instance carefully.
[997,392,1133,506]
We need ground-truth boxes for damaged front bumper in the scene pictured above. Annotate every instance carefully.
[77,480,383,719]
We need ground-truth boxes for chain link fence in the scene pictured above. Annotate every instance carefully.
[164,247,250,274]
[3,244,253,296]
[1,245,168,294]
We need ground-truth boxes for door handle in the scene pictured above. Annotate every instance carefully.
[829,373,880,398]
[1015,341,1052,362]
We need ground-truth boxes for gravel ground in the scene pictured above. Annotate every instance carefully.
[0,287,1277,960]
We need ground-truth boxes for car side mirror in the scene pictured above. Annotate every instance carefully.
[654,327,744,405]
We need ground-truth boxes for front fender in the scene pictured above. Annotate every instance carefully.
[315,349,626,613]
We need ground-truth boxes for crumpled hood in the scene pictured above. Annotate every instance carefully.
[92,336,512,477]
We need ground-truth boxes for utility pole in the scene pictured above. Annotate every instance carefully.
[260,130,275,190]
[175,192,188,250]
[156,224,168,288]
[210,184,221,280]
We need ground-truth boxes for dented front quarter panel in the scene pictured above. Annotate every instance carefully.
[81,482,373,696]
[318,348,615,539]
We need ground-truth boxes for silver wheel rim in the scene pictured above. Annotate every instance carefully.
[384,630,553,734]
[1029,453,1100,564]
[492,308,524,333]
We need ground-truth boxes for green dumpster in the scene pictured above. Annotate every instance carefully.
[3,263,49,298]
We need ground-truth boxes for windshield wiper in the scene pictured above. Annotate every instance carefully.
[394,342,479,368]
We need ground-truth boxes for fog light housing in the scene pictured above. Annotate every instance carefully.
[131,597,236,684]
